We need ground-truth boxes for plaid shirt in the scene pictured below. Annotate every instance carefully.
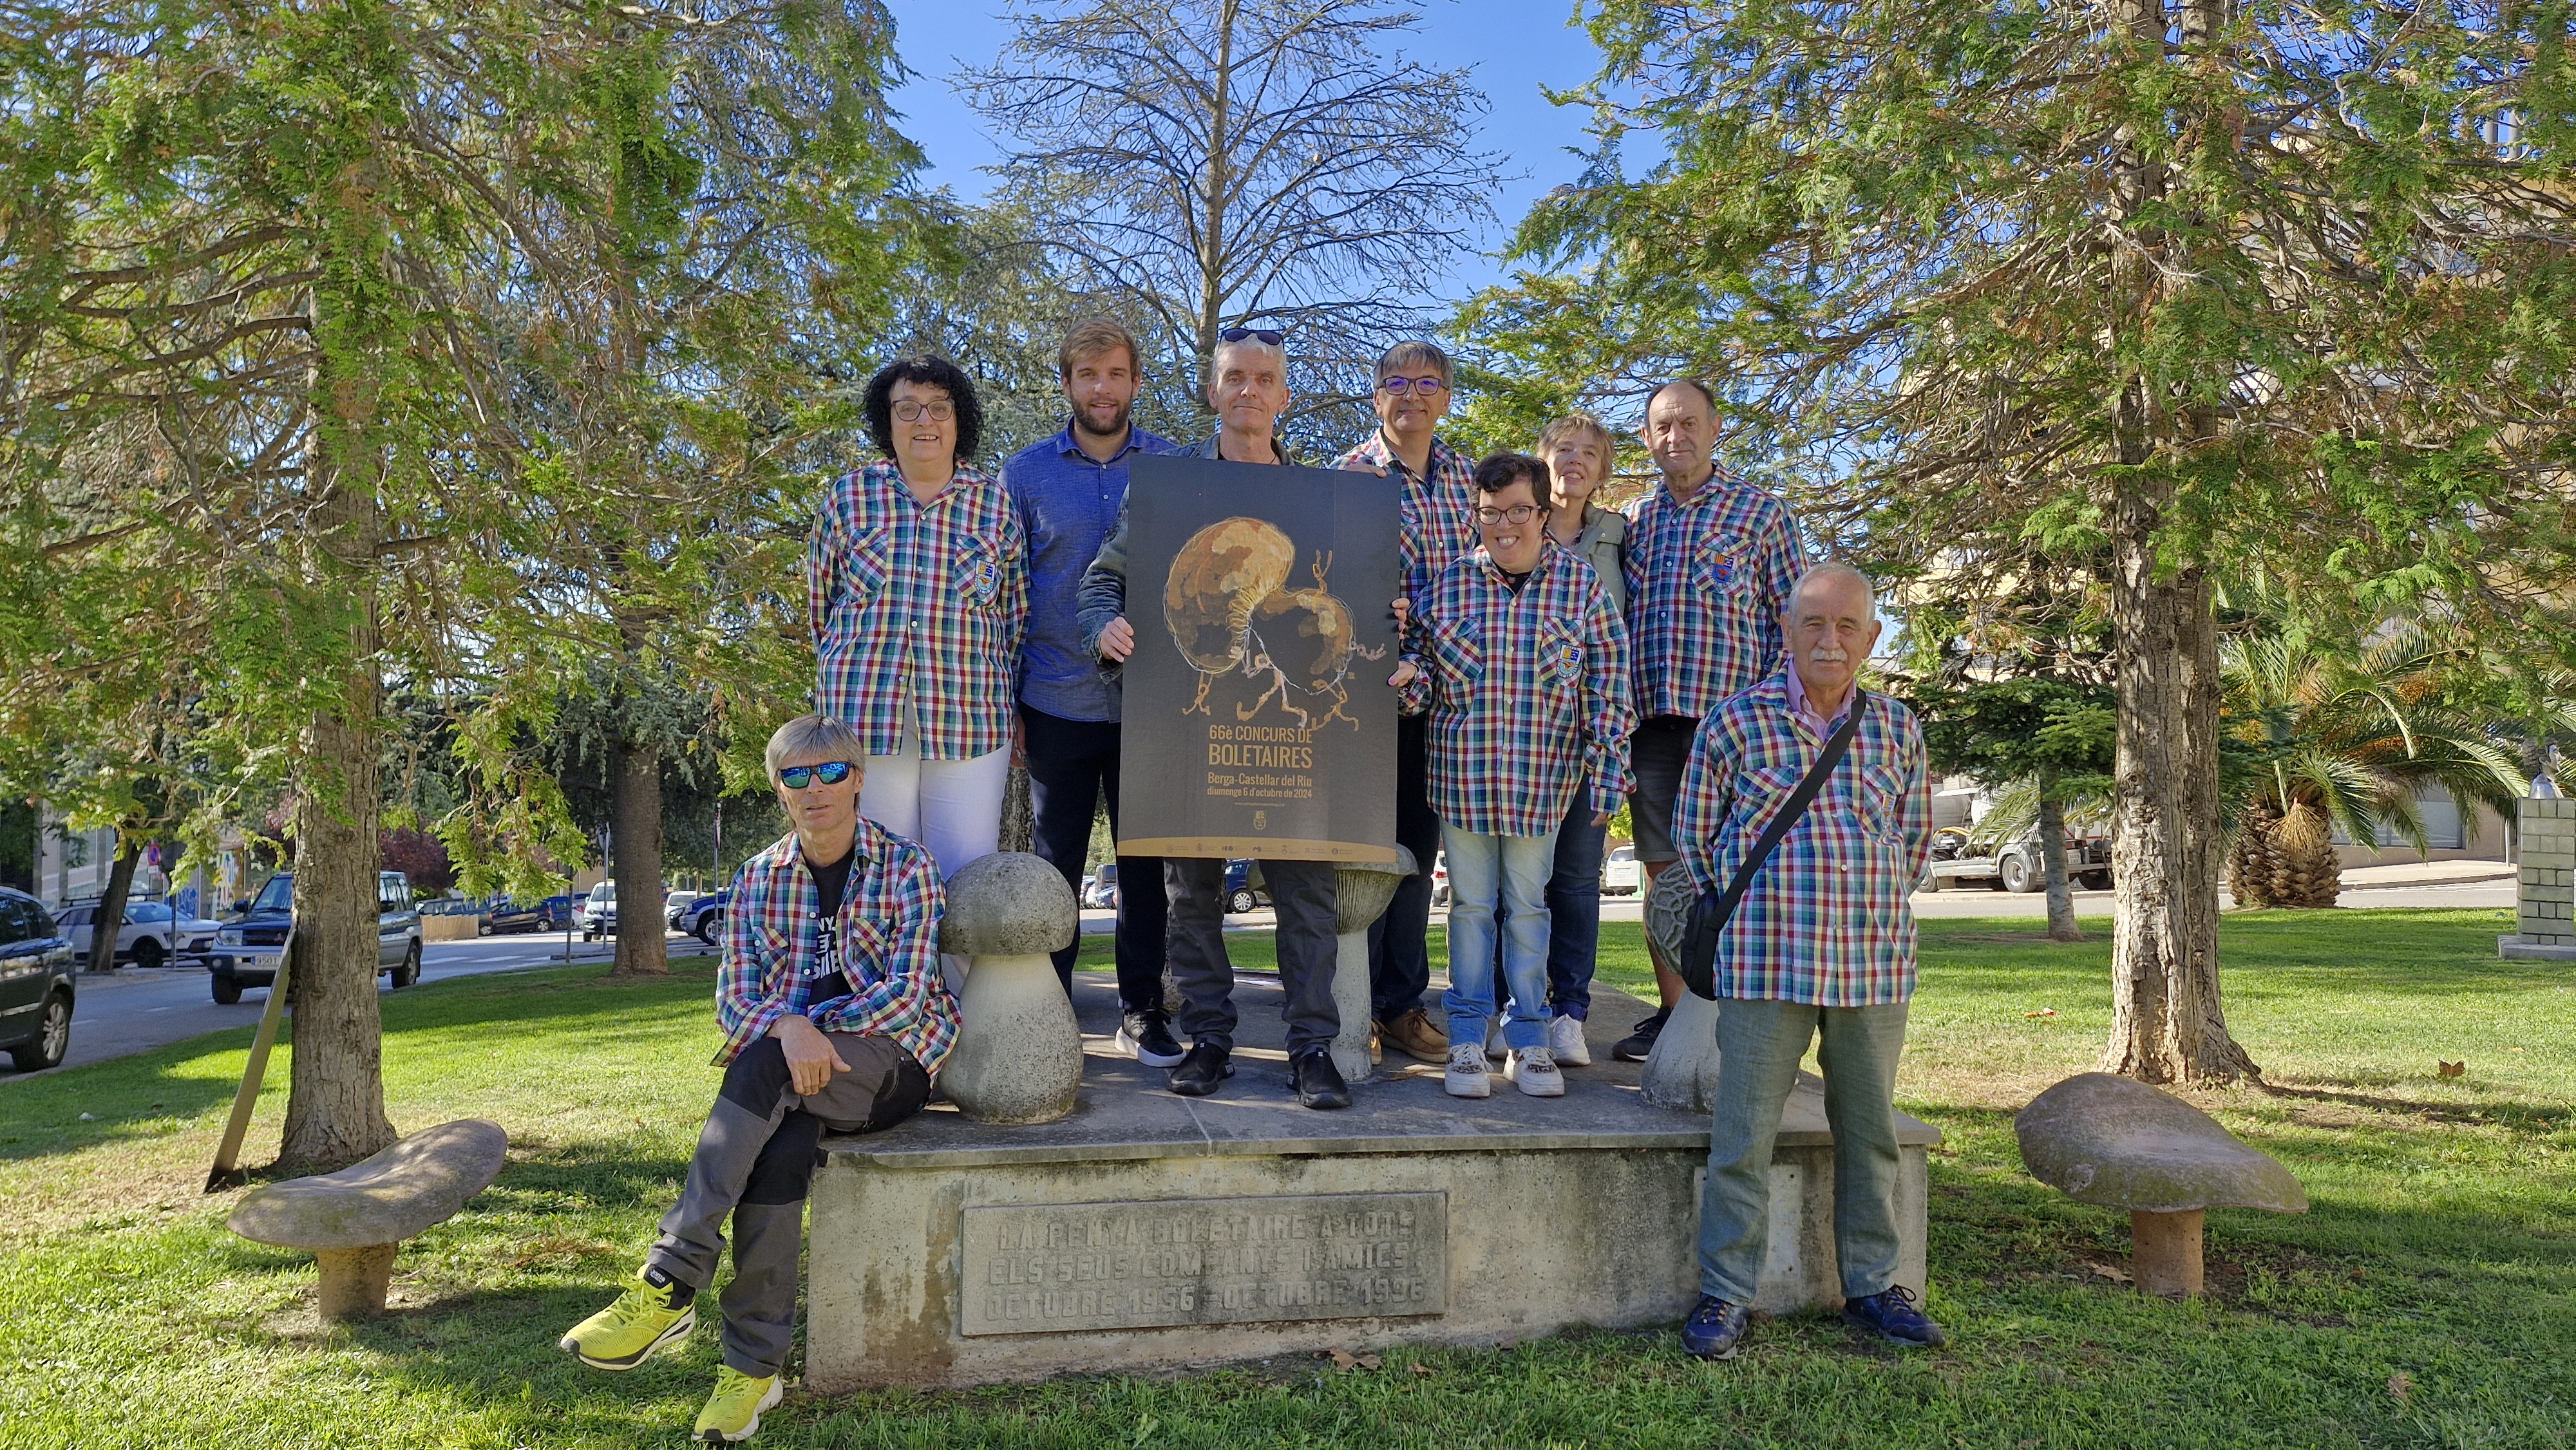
[1335,431,1479,621]
[714,820,960,1073]
[1671,670,1931,1005]
[1396,545,1636,836]
[1621,471,1806,720]
[810,460,1028,759]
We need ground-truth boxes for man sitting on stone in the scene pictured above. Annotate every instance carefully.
[1075,325,1352,1111]
[1665,562,1946,1360]
[559,712,956,1442]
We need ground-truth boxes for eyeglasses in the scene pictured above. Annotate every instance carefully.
[891,400,954,422]
[1378,375,1446,396]
[777,761,855,789]
[1217,326,1285,346]
[1473,504,1543,525]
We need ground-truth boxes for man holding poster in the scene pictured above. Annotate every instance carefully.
[1076,329,1403,1111]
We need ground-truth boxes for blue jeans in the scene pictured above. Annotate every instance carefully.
[1439,822,1558,1053]
[1542,786,1607,1020]
[1696,997,1911,1304]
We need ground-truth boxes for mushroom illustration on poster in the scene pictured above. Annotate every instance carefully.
[1117,455,1401,867]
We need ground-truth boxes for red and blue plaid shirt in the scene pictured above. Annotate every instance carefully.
[1670,670,1931,1006]
[1335,431,1479,622]
[1396,545,1637,836]
[714,820,960,1073]
[809,460,1028,759]
[1621,471,1806,720]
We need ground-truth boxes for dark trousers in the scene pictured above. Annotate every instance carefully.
[1365,711,1439,1022]
[1019,704,1167,1013]
[1542,784,1608,1020]
[647,1031,929,1377]
[1164,856,1340,1055]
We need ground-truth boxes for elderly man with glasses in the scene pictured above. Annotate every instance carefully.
[1335,339,1480,1069]
[1072,325,1354,1111]
[559,713,957,1443]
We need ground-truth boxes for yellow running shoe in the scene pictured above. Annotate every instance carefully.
[558,1266,696,1371]
[693,1365,784,1443]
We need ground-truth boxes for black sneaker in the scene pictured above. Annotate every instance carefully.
[1117,1011,1186,1068]
[1289,1048,1351,1110]
[1680,1294,1750,1360]
[1168,1041,1233,1097]
[1842,1285,1947,1348]
[1613,1007,1670,1062]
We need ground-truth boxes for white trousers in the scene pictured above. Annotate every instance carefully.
[859,724,1010,997]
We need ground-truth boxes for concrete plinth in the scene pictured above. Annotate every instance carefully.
[2510,797,2576,957]
[806,979,1938,1389]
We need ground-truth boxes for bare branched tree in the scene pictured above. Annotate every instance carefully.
[959,0,1507,437]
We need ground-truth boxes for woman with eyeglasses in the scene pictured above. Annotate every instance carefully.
[809,355,1028,890]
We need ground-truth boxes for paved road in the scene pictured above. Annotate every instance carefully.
[17,874,2515,1082]
[1,929,693,1082]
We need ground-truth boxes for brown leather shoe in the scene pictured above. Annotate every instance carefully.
[1375,1008,1448,1064]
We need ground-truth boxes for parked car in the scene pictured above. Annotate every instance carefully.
[1430,852,1450,909]
[1222,860,1271,915]
[1922,826,2114,894]
[57,899,221,969]
[674,889,729,948]
[1081,863,1120,910]
[663,890,704,930]
[1600,844,1642,896]
[417,897,488,934]
[0,887,77,1071]
[486,895,573,934]
[208,871,423,1004]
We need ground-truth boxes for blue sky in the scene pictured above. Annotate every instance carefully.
[880,1,1618,304]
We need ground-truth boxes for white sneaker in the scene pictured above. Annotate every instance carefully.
[1444,1042,1492,1098]
[1506,1046,1565,1097]
[1484,1018,1508,1060]
[1548,1013,1591,1066]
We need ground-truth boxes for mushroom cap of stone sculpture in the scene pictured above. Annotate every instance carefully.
[942,851,1077,957]
[2014,1073,2307,1215]
[228,1118,509,1251]
[1332,845,1417,934]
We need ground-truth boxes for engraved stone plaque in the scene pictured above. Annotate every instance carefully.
[959,1192,1448,1336]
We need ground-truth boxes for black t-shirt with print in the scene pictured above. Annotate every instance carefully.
[804,845,856,1001]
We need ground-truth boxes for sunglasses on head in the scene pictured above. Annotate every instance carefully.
[778,761,855,789]
[1218,326,1285,346]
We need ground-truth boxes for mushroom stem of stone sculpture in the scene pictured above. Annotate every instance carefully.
[2130,1209,2204,1299]
[226,1119,508,1320]
[1638,867,1723,1113]
[938,852,1084,1125]
[2014,1073,2307,1303]
[1329,847,1416,1085]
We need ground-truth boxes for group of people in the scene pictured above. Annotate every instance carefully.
[558,321,1945,1444]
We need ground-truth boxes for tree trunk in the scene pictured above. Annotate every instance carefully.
[2036,795,2082,943]
[86,837,142,973]
[2103,511,2259,1083]
[610,733,668,976]
[1001,764,1035,855]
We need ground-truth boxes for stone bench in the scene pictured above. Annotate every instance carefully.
[2014,1073,2306,1297]
[227,1119,507,1317]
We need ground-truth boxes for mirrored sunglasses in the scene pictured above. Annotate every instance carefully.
[777,761,855,789]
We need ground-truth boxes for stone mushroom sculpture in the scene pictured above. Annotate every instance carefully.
[2015,1073,2308,1298]
[1328,845,1417,1085]
[227,1118,507,1318]
[1638,866,1723,1113]
[938,851,1083,1125]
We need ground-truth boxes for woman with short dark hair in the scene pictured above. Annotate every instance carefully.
[811,355,1026,896]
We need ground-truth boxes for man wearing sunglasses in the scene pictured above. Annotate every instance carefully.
[1074,326,1354,1111]
[1335,340,1481,1069]
[561,713,958,1442]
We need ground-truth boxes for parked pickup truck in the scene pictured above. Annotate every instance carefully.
[1922,827,2113,894]
[207,871,423,1003]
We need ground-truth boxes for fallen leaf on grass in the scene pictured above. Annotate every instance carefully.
[1321,1348,1379,1371]
[1408,1364,1432,1376]
[2437,1060,2465,1079]
[2023,1008,2058,1019]
[2388,1371,2412,1405]
[2086,1262,2133,1284]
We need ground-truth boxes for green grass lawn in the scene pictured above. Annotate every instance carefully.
[2,909,2570,1448]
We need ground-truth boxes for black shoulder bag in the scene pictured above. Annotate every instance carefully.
[1677,691,1868,1000]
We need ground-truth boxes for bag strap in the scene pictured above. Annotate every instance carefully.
[1678,688,1869,999]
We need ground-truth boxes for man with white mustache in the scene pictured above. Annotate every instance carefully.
[1663,562,1945,1362]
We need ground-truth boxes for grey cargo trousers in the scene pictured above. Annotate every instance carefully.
[645,1030,929,1377]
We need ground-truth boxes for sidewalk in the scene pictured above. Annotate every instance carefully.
[2333,859,2517,891]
